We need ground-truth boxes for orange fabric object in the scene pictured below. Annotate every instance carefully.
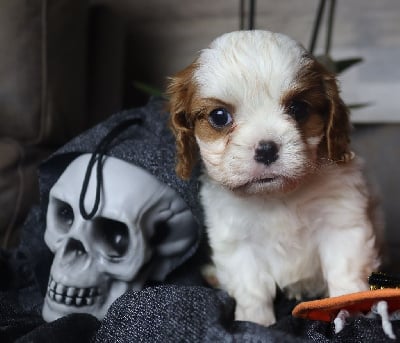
[292,289,400,322]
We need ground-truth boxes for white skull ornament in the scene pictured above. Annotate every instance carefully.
[42,154,198,322]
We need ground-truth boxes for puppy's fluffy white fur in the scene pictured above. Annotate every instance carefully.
[167,30,381,326]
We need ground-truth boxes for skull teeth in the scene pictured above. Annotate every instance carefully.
[47,276,100,307]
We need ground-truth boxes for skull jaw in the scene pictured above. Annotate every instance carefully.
[42,277,145,322]
[42,293,107,321]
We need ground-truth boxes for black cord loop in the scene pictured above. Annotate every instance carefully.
[79,118,142,220]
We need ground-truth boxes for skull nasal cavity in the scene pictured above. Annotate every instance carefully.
[65,238,87,255]
[254,140,279,165]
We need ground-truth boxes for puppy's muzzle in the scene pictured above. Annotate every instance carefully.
[254,140,279,166]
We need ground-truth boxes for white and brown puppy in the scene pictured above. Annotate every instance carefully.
[167,30,381,326]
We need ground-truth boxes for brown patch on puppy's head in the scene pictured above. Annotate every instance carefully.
[287,58,352,164]
[322,70,352,163]
[167,62,200,179]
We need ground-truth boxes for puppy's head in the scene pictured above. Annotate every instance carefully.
[168,30,351,194]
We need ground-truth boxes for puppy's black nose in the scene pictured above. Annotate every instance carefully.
[254,140,279,165]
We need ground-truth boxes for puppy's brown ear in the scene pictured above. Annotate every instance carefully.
[167,63,199,179]
[323,72,352,163]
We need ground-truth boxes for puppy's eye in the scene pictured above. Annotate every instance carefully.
[208,108,233,128]
[287,100,310,122]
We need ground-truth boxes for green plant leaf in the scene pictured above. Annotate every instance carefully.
[335,58,363,74]
[347,102,372,110]
[315,55,363,74]
[132,81,165,98]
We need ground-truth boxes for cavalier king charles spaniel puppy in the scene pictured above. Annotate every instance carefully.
[167,30,381,326]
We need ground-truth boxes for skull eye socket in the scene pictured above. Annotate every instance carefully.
[93,217,129,258]
[54,199,74,228]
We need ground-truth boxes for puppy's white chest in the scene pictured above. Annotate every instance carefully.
[201,181,320,289]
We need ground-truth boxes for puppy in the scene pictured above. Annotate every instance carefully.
[167,30,381,326]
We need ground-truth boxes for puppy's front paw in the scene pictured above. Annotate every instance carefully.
[235,303,276,327]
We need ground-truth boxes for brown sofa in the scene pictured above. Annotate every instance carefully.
[0,0,131,247]
[0,0,88,247]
